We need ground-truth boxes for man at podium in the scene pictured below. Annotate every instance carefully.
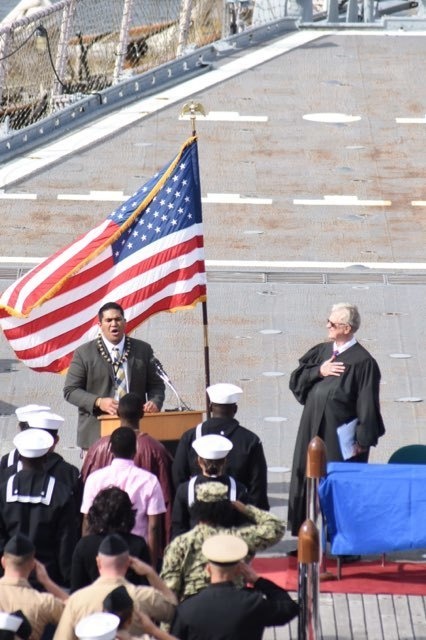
[64,302,165,449]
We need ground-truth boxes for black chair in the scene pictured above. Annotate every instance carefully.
[388,444,426,465]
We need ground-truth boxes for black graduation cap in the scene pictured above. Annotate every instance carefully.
[98,534,129,556]
[103,586,133,614]
[4,534,35,557]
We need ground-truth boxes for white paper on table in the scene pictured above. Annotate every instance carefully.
[337,418,358,460]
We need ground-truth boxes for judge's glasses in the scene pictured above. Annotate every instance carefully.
[327,319,349,328]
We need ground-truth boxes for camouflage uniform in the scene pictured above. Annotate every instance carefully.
[160,495,284,601]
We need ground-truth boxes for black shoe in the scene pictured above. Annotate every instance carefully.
[338,554,361,564]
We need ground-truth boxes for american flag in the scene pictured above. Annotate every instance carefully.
[0,136,206,373]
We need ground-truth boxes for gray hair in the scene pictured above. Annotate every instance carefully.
[331,303,361,333]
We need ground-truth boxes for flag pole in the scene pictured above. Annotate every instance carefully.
[180,101,211,417]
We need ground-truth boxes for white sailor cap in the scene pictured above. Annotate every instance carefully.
[192,434,233,460]
[15,404,51,422]
[207,383,243,405]
[13,428,54,458]
[75,613,120,640]
[27,411,64,431]
[0,611,22,632]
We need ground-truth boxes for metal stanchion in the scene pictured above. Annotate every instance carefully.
[298,519,320,640]
[306,436,336,582]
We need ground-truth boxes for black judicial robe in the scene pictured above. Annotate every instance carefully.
[287,341,385,536]
[0,469,77,586]
[172,417,269,510]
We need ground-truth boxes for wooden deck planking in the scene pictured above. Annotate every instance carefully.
[408,595,426,639]
[263,594,425,639]
[363,594,384,640]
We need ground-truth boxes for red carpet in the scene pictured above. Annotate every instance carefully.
[252,556,426,596]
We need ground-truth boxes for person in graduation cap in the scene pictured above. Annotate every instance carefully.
[0,429,78,588]
[0,533,67,640]
[54,534,177,640]
[0,404,50,471]
[171,534,298,640]
[0,611,32,640]
[172,383,269,510]
[171,434,249,539]
[287,302,386,538]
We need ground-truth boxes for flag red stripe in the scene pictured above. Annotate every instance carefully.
[27,287,206,373]
[5,220,119,312]
[9,260,206,360]
[3,236,203,341]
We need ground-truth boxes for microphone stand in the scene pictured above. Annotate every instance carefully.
[152,358,192,411]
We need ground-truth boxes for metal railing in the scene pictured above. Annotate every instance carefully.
[0,0,423,146]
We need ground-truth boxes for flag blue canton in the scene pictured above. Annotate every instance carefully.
[109,142,202,263]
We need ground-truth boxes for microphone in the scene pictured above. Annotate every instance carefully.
[151,356,191,411]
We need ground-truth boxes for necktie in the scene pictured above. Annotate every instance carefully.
[333,350,339,358]
[112,347,127,399]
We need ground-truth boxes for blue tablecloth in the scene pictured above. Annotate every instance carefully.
[318,462,426,555]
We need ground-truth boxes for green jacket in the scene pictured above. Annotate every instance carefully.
[160,505,284,601]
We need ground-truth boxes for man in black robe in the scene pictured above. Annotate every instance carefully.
[288,303,385,537]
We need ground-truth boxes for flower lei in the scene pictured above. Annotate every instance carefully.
[97,334,131,373]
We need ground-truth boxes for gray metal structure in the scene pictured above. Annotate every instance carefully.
[0,3,425,638]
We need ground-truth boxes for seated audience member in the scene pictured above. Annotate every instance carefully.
[53,534,177,640]
[0,611,32,640]
[172,383,269,509]
[0,404,50,471]
[171,434,248,539]
[171,534,299,640]
[81,393,174,546]
[103,586,177,640]
[161,482,284,602]
[0,534,67,640]
[80,427,166,567]
[0,429,78,587]
[71,487,151,593]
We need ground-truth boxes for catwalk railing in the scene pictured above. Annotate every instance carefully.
[0,0,424,140]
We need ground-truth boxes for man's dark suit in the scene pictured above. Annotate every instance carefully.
[171,578,299,640]
[64,337,165,448]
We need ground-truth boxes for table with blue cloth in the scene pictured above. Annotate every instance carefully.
[319,462,426,555]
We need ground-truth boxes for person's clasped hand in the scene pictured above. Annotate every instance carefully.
[320,356,345,378]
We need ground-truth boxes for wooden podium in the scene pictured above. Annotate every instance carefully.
[99,410,204,442]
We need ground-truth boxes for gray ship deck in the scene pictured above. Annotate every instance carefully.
[0,24,425,639]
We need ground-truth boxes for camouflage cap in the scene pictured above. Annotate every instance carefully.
[195,481,229,503]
